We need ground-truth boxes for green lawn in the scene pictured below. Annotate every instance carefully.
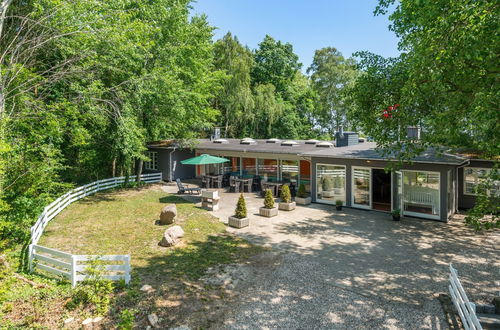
[3,184,264,328]
[39,184,261,282]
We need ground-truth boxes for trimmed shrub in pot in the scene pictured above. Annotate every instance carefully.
[229,194,249,228]
[259,189,278,217]
[391,209,401,221]
[279,185,296,211]
[295,183,311,205]
[335,199,343,211]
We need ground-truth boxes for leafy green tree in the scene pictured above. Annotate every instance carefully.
[252,35,302,95]
[307,47,359,137]
[351,0,499,229]
[213,32,254,137]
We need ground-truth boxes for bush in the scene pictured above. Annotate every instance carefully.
[118,308,137,330]
[234,193,247,219]
[67,259,114,315]
[264,189,275,209]
[391,209,400,217]
[297,184,307,198]
[280,185,292,203]
[335,200,343,206]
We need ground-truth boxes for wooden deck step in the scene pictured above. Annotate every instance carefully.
[478,313,500,329]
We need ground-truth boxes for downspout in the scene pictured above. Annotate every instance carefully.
[168,147,176,182]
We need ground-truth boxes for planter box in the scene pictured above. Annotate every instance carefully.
[228,216,249,228]
[202,190,219,199]
[279,201,296,211]
[295,196,311,205]
[259,207,278,218]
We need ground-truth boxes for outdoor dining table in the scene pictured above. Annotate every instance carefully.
[205,174,221,188]
[234,178,253,192]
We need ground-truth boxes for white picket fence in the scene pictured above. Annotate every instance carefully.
[449,264,482,330]
[29,245,131,287]
[28,172,162,286]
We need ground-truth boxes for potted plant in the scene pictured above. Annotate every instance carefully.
[259,189,278,217]
[295,183,311,205]
[228,194,249,228]
[391,209,401,221]
[335,199,343,211]
[279,185,296,211]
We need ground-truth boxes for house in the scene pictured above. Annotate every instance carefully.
[146,133,497,222]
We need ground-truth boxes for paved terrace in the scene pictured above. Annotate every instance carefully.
[163,183,500,329]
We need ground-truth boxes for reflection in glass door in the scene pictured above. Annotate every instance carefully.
[395,171,403,211]
[352,167,371,208]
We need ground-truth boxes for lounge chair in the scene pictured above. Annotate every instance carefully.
[176,178,201,194]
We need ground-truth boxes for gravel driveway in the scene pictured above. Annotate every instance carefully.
[216,198,498,329]
[164,186,499,329]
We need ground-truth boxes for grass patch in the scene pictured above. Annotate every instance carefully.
[2,184,264,328]
[39,184,262,282]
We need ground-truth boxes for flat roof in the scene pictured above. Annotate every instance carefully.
[191,139,468,165]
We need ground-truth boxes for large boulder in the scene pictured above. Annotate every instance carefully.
[166,225,185,239]
[158,225,185,247]
[159,232,177,247]
[159,204,177,225]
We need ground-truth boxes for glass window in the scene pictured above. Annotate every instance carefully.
[242,158,256,177]
[352,168,371,207]
[316,164,346,203]
[258,159,278,181]
[145,151,158,170]
[403,171,440,217]
[223,157,240,174]
[300,160,311,192]
[281,160,299,184]
[464,167,498,195]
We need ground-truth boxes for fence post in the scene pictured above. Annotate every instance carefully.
[125,255,131,285]
[71,255,77,287]
[28,244,34,273]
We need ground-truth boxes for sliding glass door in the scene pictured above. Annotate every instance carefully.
[352,167,371,208]
[402,171,440,219]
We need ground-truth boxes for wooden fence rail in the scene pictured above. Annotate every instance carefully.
[449,264,482,330]
[28,172,161,286]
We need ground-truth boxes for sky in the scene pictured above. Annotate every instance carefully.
[191,0,400,71]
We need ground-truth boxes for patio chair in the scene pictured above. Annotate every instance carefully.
[229,176,239,193]
[214,175,223,189]
[243,178,253,193]
[201,175,210,188]
[260,180,268,197]
[176,178,201,194]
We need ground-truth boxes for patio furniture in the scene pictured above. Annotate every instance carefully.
[242,178,253,192]
[176,178,201,194]
[201,175,210,188]
[213,175,223,189]
[252,176,261,192]
[229,176,240,193]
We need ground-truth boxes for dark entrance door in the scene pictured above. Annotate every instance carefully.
[372,169,391,211]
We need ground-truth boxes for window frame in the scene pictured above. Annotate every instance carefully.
[463,167,491,196]
[145,151,158,171]
[315,163,347,205]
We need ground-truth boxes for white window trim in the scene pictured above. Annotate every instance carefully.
[351,166,372,209]
[401,169,441,220]
[145,151,158,171]
[315,163,347,205]
[463,167,491,196]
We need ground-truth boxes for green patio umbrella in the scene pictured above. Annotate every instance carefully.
[181,154,230,165]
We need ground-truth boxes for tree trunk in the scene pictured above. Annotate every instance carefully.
[136,158,143,183]
[111,157,116,177]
